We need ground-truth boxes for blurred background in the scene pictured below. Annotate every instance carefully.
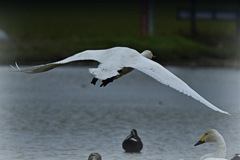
[0,1,240,160]
[0,0,239,67]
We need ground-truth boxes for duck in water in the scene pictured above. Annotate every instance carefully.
[122,129,143,153]
[88,153,102,160]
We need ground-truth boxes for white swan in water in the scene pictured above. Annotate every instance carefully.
[11,47,229,114]
[194,129,227,160]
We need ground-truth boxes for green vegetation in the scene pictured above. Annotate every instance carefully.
[0,1,239,66]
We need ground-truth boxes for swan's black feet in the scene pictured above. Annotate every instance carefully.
[91,77,98,85]
[100,77,115,87]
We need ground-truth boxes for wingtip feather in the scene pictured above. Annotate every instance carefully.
[222,110,231,115]
[15,62,21,70]
[10,64,15,70]
[10,62,22,72]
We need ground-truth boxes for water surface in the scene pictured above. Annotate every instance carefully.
[0,66,239,160]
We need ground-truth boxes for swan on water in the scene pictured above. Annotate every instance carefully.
[194,129,227,160]
[10,46,229,114]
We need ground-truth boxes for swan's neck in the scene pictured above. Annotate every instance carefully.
[214,135,226,158]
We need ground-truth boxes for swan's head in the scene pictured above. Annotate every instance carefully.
[141,50,154,59]
[194,129,222,146]
[88,153,102,160]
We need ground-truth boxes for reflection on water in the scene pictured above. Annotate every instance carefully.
[0,66,239,160]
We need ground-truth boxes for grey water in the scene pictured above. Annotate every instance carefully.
[0,66,239,160]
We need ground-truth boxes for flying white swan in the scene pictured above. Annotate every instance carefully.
[10,46,229,114]
[194,129,227,160]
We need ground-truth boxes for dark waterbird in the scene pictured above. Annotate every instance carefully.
[231,154,240,160]
[88,153,102,160]
[122,129,143,153]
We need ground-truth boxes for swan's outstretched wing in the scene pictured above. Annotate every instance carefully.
[128,56,229,115]
[10,48,114,73]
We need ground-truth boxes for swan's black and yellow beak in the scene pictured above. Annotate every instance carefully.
[194,134,206,146]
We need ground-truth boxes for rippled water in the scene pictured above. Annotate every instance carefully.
[0,66,239,160]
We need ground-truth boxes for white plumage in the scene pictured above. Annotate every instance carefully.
[11,46,229,114]
[194,129,227,160]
